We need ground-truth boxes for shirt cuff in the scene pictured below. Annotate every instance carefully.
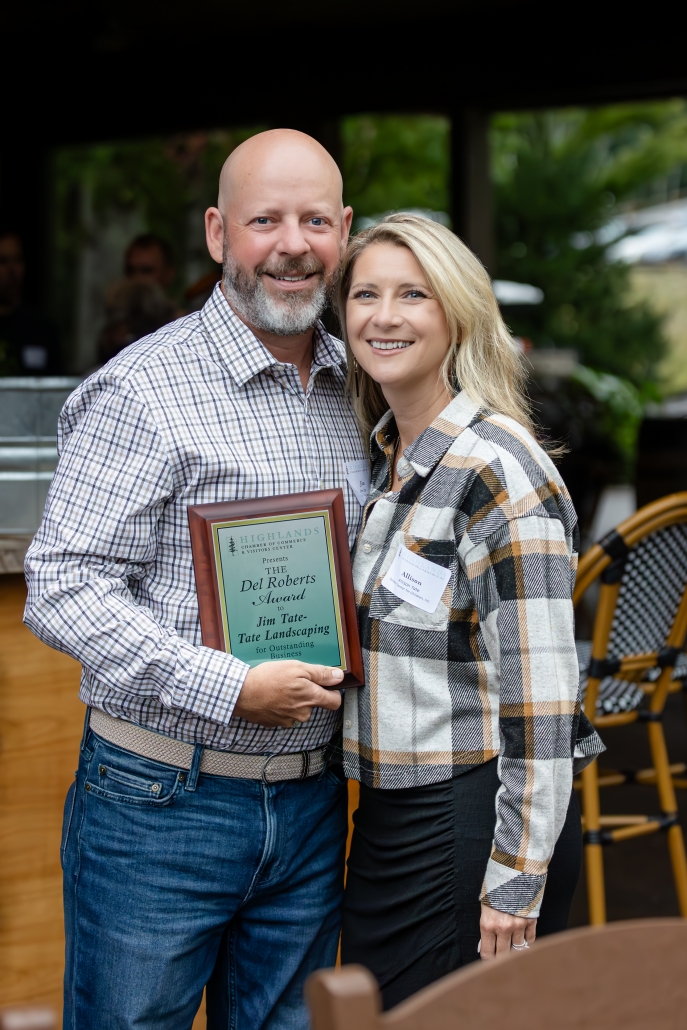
[573,711,606,773]
[480,856,547,918]
[176,642,250,726]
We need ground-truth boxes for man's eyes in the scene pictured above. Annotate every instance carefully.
[252,216,327,226]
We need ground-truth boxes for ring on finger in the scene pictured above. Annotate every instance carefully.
[511,941,530,950]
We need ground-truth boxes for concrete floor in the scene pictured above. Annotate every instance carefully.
[569,689,687,926]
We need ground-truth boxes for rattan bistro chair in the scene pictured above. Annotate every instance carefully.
[574,491,687,925]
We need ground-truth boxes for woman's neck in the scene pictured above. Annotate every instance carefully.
[385,379,453,491]
[385,380,453,457]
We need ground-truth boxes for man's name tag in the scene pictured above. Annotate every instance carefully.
[381,544,452,614]
[345,459,371,507]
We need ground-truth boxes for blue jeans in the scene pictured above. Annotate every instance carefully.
[62,725,347,1030]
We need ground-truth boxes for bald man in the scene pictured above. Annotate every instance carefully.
[25,130,367,1030]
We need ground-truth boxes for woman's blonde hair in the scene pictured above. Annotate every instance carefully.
[335,213,538,444]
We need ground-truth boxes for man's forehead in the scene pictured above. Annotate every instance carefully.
[220,134,343,214]
[232,166,339,199]
[230,184,342,217]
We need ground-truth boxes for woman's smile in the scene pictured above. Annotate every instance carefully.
[368,339,414,351]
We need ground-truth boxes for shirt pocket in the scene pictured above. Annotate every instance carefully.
[369,533,456,633]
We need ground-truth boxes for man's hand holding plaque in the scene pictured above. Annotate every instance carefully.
[235,661,344,728]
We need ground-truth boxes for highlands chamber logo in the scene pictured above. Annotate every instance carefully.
[227,537,236,555]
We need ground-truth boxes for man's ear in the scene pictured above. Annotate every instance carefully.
[341,205,354,248]
[205,208,225,264]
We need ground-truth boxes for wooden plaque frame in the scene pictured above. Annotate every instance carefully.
[187,489,364,688]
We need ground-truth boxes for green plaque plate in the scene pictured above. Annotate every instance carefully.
[187,490,364,686]
[213,511,343,668]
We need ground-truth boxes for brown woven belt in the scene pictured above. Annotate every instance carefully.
[88,708,328,782]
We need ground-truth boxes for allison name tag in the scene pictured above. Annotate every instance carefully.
[382,544,452,614]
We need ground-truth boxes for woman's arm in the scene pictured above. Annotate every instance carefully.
[463,510,579,956]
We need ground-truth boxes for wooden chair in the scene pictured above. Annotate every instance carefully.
[574,491,687,925]
[307,919,687,1030]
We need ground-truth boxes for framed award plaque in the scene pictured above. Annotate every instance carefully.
[187,489,364,688]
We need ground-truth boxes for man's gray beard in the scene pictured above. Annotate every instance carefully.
[222,244,333,336]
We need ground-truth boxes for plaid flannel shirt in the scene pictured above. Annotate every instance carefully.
[343,391,603,917]
[24,286,365,754]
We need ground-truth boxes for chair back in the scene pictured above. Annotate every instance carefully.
[307,919,687,1030]
[573,492,687,719]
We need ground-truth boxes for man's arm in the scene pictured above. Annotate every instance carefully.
[25,373,341,728]
[24,374,253,724]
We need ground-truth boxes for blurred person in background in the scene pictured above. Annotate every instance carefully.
[97,279,177,364]
[96,234,180,365]
[124,232,177,293]
[0,229,60,375]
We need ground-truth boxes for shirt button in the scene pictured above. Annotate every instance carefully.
[362,543,372,553]
[344,720,352,729]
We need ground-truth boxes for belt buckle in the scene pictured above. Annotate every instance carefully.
[262,750,312,783]
[261,754,279,784]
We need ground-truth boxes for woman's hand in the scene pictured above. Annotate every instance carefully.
[479,903,536,960]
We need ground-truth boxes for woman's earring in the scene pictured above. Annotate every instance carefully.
[354,358,360,398]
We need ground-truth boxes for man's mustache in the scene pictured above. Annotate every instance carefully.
[256,257,327,281]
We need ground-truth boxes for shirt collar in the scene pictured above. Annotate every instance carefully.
[199,283,346,387]
[370,391,484,482]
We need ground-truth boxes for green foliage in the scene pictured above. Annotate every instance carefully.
[54,128,262,264]
[341,115,450,221]
[492,102,687,383]
[571,365,660,471]
[50,127,264,347]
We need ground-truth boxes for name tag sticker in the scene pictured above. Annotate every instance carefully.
[344,459,371,507]
[381,544,452,613]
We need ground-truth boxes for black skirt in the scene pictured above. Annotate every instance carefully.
[341,758,581,1009]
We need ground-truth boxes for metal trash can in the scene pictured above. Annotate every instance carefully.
[0,377,81,572]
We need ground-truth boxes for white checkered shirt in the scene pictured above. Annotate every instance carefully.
[343,392,604,916]
[24,285,366,754]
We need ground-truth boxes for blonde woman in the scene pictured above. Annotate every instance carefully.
[337,214,603,1008]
